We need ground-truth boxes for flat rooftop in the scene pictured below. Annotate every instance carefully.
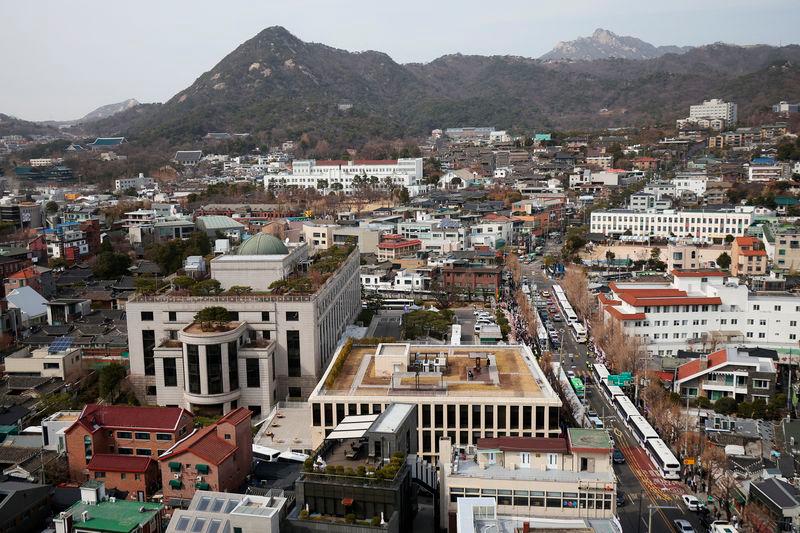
[316,343,558,400]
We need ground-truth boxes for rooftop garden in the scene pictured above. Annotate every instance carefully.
[270,244,356,295]
[302,451,407,484]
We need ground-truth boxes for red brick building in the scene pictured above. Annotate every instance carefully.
[158,408,252,505]
[87,454,160,501]
[377,234,422,261]
[65,404,194,497]
[441,264,502,294]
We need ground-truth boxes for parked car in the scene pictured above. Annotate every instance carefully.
[613,449,625,464]
[673,519,694,533]
[566,370,576,378]
[616,491,626,507]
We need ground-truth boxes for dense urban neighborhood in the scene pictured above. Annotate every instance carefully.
[3,11,800,533]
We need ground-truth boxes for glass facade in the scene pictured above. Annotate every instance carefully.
[187,344,201,394]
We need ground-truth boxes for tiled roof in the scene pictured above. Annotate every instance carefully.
[71,404,191,433]
[8,267,38,279]
[87,454,153,473]
[740,250,767,257]
[477,437,568,453]
[597,293,621,306]
[218,407,251,426]
[676,349,728,381]
[158,426,236,465]
[605,306,646,321]
[735,236,760,246]
[617,294,722,306]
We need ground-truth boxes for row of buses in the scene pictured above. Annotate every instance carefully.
[592,363,681,480]
[552,285,587,343]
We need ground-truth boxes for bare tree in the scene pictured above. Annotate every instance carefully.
[739,501,776,533]
[562,265,593,320]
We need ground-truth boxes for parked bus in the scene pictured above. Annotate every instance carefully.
[628,415,659,446]
[571,322,587,343]
[613,395,639,422]
[569,377,585,399]
[380,298,415,310]
[592,363,610,385]
[645,438,681,480]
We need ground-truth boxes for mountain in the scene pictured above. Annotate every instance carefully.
[540,28,692,61]
[37,98,141,128]
[89,27,800,146]
[80,98,140,122]
[0,113,63,137]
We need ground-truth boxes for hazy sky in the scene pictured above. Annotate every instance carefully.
[3,0,799,121]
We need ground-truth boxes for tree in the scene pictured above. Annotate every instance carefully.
[45,201,59,214]
[650,247,661,261]
[562,266,592,320]
[191,279,222,296]
[316,179,329,190]
[397,186,410,204]
[724,234,735,244]
[98,363,127,399]
[194,306,231,331]
[48,257,68,269]
[716,252,731,270]
[401,309,454,340]
[228,285,253,295]
[450,176,462,189]
[173,276,196,289]
[714,396,737,415]
[92,251,132,279]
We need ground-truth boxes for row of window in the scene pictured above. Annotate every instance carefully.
[449,487,613,510]
[115,431,173,441]
[143,311,298,322]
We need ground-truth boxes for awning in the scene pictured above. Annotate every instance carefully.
[342,498,354,506]
[169,462,182,472]
[195,482,211,490]
[169,479,182,489]
[196,464,209,474]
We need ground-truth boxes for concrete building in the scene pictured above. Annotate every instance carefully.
[4,345,82,382]
[772,102,800,114]
[159,408,252,506]
[599,270,800,357]
[265,158,424,195]
[438,430,616,530]
[308,342,562,463]
[126,237,361,411]
[54,482,163,533]
[689,98,737,125]
[674,347,777,403]
[748,158,788,182]
[377,235,422,261]
[665,242,728,271]
[730,236,767,277]
[41,410,80,452]
[398,219,469,253]
[166,490,288,533]
[590,206,754,240]
[115,173,156,192]
[773,226,800,271]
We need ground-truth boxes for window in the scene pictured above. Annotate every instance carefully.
[117,431,133,439]
[228,341,239,390]
[289,387,302,398]
[168,311,177,322]
[753,305,760,311]
[135,432,150,440]
[758,332,766,338]
[547,453,559,470]
[84,435,92,460]
[791,321,797,327]
[187,344,201,394]
[207,344,223,394]
[760,319,767,326]
[136,449,152,456]
[118,447,133,455]
[164,358,177,387]
[143,330,156,376]
[246,358,260,388]
[156,433,172,441]
[94,471,106,478]
[261,312,270,321]
[141,311,153,321]
[285,311,299,321]
[753,379,770,389]
[228,311,239,321]
[287,330,301,377]
[775,305,782,311]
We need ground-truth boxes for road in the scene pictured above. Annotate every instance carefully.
[512,240,703,533]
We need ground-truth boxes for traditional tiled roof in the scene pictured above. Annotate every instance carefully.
[87,454,153,473]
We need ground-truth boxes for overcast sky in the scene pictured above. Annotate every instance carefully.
[3,0,799,121]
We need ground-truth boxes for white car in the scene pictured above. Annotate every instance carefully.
[566,370,576,378]
[673,519,695,533]
[681,494,702,511]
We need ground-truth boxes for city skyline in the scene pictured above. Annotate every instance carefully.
[3,0,800,121]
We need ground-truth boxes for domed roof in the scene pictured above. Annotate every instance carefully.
[236,233,289,256]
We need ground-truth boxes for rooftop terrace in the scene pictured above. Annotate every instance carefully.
[315,342,556,400]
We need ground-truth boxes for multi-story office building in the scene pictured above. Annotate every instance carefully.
[264,158,424,195]
[438,430,616,530]
[308,342,562,463]
[590,206,754,240]
[115,173,156,192]
[773,227,800,271]
[599,269,800,357]
[126,234,361,414]
[689,98,737,125]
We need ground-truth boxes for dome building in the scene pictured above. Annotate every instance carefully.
[210,233,308,292]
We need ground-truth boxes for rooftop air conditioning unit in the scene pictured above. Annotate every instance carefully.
[174,473,180,479]
[196,475,204,482]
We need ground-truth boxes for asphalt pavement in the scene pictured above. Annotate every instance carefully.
[511,241,702,533]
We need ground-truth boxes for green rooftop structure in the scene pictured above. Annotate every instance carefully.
[567,427,613,451]
[55,483,163,533]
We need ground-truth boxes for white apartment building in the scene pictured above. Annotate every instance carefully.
[264,158,424,195]
[673,175,708,197]
[599,269,800,358]
[398,219,469,253]
[689,98,737,125]
[126,235,361,415]
[308,342,562,463]
[361,268,431,294]
[590,206,754,240]
[748,163,788,182]
[115,173,156,192]
[469,216,514,248]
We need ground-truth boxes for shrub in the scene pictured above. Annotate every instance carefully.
[345,514,356,524]
[303,458,314,472]
[713,396,737,415]
[370,516,381,526]
[324,338,353,388]
[356,465,367,477]
[299,509,309,520]
[737,402,753,418]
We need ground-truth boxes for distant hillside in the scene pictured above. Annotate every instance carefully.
[88,26,800,146]
[0,113,62,137]
[539,28,692,61]
[37,98,141,128]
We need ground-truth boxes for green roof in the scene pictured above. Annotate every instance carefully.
[236,233,288,255]
[197,215,244,231]
[567,428,613,450]
[66,500,162,533]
